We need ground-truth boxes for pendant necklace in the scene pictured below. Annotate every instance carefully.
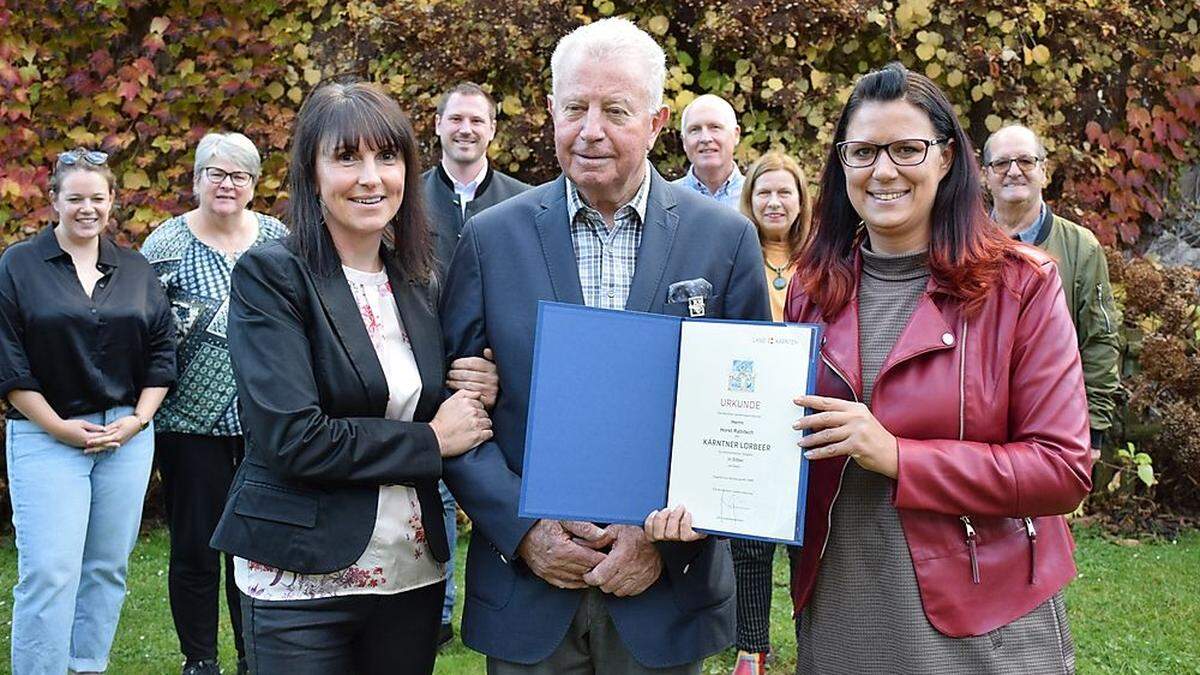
[765,259,789,290]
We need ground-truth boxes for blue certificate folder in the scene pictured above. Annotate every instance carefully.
[518,301,818,546]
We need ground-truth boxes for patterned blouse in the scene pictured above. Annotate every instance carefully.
[233,265,446,600]
[141,212,288,436]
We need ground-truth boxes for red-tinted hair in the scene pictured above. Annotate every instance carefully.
[795,62,1019,319]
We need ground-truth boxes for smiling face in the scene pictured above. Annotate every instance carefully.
[316,139,405,246]
[550,58,669,211]
[751,169,801,243]
[435,92,497,167]
[196,155,256,219]
[681,96,740,176]
[52,169,113,242]
[842,99,953,254]
[983,126,1046,209]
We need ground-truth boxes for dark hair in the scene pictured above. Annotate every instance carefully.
[795,62,1018,319]
[740,150,812,259]
[50,149,116,194]
[435,82,497,122]
[288,80,433,281]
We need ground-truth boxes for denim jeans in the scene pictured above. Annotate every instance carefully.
[6,406,153,674]
[438,479,457,625]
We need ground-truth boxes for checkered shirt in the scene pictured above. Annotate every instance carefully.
[566,165,652,310]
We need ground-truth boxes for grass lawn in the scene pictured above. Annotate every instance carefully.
[0,526,1196,674]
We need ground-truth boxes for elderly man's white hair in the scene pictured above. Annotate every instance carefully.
[679,94,738,133]
[550,17,666,112]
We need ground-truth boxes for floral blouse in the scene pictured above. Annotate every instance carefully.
[234,265,446,600]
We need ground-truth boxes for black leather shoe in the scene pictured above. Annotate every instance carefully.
[181,660,220,675]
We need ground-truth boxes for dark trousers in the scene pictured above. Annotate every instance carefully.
[732,538,775,653]
[156,431,245,661]
[240,581,445,675]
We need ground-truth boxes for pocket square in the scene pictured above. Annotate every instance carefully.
[667,278,713,304]
[667,278,714,317]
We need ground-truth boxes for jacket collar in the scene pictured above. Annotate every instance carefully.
[310,245,441,417]
[1030,202,1055,246]
[820,248,957,400]
[435,162,494,196]
[533,168,679,312]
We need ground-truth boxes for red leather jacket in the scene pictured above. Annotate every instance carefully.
[785,247,1092,637]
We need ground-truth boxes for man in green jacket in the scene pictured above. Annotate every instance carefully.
[983,124,1120,455]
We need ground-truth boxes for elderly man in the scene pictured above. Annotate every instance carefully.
[672,94,743,207]
[983,124,1120,455]
[423,82,530,279]
[440,18,769,674]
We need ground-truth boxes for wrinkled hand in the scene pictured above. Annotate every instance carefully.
[447,348,499,410]
[430,390,493,458]
[583,524,663,597]
[643,504,706,542]
[794,394,898,479]
[517,519,609,589]
[51,418,119,453]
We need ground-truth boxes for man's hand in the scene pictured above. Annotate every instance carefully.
[447,348,500,410]
[583,524,663,597]
[516,519,609,589]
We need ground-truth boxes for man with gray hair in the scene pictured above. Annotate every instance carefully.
[982,124,1119,457]
[673,94,744,208]
[440,17,769,674]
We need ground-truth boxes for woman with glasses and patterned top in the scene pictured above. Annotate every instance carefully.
[209,81,496,674]
[0,149,176,674]
[647,62,1092,674]
[139,132,288,675]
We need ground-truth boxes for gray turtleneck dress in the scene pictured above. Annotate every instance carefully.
[793,245,1075,675]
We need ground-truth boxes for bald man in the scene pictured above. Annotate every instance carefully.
[673,94,743,208]
[983,124,1120,456]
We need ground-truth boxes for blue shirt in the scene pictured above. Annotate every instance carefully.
[1003,202,1046,244]
[672,164,744,210]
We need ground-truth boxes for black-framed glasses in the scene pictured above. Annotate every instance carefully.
[984,156,1043,174]
[837,138,949,168]
[202,166,254,188]
[58,149,109,167]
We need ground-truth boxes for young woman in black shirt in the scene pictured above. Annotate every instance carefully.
[0,150,176,674]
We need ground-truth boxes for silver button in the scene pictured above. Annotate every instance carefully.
[941,332,954,346]
[682,563,691,575]
[499,554,508,564]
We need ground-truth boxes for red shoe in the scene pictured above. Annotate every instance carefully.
[731,650,769,675]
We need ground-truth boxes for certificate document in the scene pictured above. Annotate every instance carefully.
[667,321,816,542]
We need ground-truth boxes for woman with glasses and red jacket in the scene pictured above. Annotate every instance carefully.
[0,149,176,674]
[647,62,1091,674]
[785,63,1090,673]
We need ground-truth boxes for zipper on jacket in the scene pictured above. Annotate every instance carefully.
[817,354,858,561]
[961,516,980,584]
[1024,516,1038,584]
[1096,284,1111,332]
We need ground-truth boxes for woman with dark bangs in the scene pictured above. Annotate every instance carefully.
[210,81,496,674]
[783,62,1091,673]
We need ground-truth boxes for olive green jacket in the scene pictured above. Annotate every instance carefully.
[1030,206,1121,443]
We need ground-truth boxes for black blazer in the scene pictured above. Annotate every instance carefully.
[421,164,531,281]
[211,238,449,575]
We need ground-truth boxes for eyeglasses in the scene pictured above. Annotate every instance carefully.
[58,149,109,166]
[202,166,255,188]
[984,156,1043,174]
[836,138,949,168]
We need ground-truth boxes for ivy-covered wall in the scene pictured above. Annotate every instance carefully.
[3,0,1198,248]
